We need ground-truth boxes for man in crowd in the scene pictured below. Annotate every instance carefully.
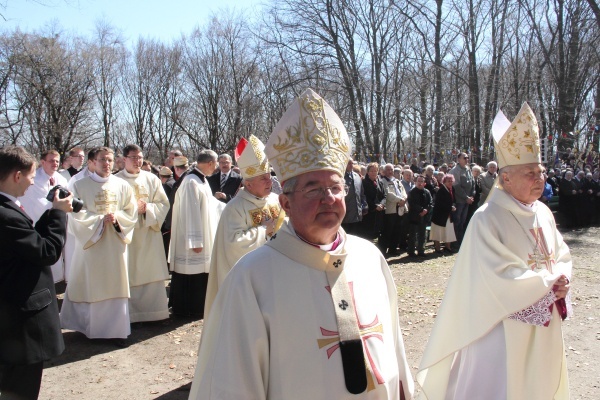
[449,152,475,246]
[379,163,407,256]
[59,146,85,180]
[159,166,176,262]
[18,149,69,282]
[549,169,560,193]
[165,149,183,179]
[0,145,72,399]
[204,135,283,319]
[116,144,170,323]
[189,88,413,400]
[60,147,137,342]
[207,153,243,203]
[67,147,99,189]
[341,158,367,236]
[559,170,578,228]
[398,169,415,250]
[418,103,571,399]
[479,160,497,205]
[406,174,433,257]
[169,150,223,318]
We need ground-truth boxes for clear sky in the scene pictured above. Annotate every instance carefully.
[3,0,261,43]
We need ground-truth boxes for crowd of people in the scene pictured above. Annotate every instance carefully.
[0,93,574,399]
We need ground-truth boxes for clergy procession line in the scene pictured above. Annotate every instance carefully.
[1,89,572,399]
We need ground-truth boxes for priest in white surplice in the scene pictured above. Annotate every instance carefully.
[190,89,414,400]
[18,149,68,282]
[116,144,169,323]
[63,147,100,284]
[60,147,137,340]
[417,103,572,400]
[168,149,223,318]
[204,135,284,319]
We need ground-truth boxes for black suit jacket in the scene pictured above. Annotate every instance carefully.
[0,194,67,365]
[207,170,243,203]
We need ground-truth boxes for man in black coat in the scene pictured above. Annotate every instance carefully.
[207,154,243,203]
[0,145,73,399]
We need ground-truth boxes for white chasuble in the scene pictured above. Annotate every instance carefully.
[116,169,170,322]
[204,188,282,318]
[417,188,571,400]
[190,221,414,400]
[65,174,137,302]
[18,167,68,282]
[169,170,223,275]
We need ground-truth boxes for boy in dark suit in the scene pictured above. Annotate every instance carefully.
[0,145,73,399]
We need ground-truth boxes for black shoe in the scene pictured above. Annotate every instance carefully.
[444,247,455,254]
[418,252,426,257]
[112,338,129,348]
[435,249,444,254]
[407,252,417,257]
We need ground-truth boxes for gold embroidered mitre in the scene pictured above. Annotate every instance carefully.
[492,102,541,169]
[265,88,351,182]
[235,135,270,179]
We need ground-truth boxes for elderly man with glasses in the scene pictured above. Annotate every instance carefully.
[189,89,413,400]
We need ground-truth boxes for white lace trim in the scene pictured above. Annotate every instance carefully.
[508,290,556,326]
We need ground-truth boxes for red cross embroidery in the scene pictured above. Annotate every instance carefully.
[317,282,385,392]
[527,227,555,272]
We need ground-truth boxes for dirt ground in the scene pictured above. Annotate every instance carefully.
[40,225,600,399]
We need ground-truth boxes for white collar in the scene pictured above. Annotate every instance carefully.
[90,172,110,183]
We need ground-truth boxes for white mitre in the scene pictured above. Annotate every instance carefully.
[235,135,270,179]
[265,88,351,182]
[492,102,541,169]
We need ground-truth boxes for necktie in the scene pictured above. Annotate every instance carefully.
[220,174,227,190]
[19,204,25,212]
[49,177,55,186]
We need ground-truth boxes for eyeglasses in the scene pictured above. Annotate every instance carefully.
[285,184,349,199]
[126,156,144,161]
[97,158,114,163]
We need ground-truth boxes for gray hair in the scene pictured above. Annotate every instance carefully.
[218,153,232,162]
[282,176,299,194]
[498,165,513,185]
[472,165,482,174]
[487,161,498,169]
[197,150,218,164]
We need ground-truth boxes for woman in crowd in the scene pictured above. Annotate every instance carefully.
[361,162,386,240]
[430,173,457,254]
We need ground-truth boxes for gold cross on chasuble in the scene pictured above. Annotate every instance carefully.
[94,189,118,215]
[317,282,385,392]
[133,184,149,202]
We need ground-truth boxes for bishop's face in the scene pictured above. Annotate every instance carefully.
[502,163,545,204]
[279,170,346,245]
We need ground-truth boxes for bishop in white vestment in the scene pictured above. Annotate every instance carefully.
[168,150,223,318]
[190,89,414,399]
[116,144,169,323]
[417,103,571,400]
[204,135,284,318]
[60,148,137,339]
